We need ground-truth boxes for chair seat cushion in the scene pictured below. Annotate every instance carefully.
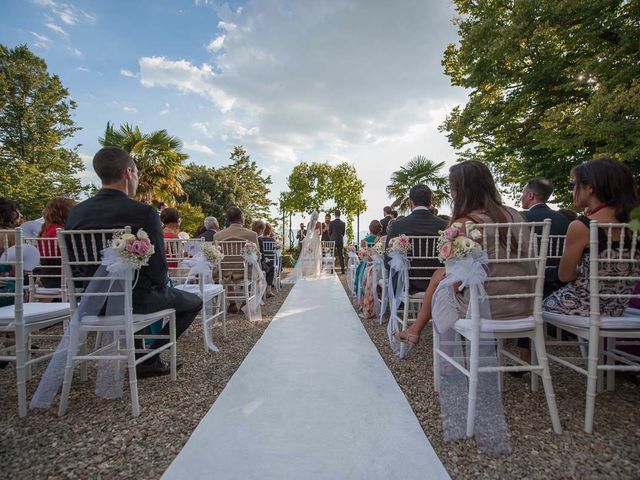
[175,283,224,301]
[0,302,70,325]
[543,311,640,329]
[455,316,536,333]
[34,287,62,295]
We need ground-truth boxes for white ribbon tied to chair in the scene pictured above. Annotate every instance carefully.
[432,249,511,454]
[371,254,385,321]
[386,251,411,357]
[242,252,267,322]
[182,253,219,352]
[31,247,134,409]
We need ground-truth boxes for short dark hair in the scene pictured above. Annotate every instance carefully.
[93,147,135,184]
[325,214,331,219]
[383,206,393,215]
[525,178,554,203]
[409,184,432,207]
[160,207,180,225]
[0,198,21,227]
[227,205,243,223]
[251,219,265,235]
[334,209,341,217]
[392,210,398,218]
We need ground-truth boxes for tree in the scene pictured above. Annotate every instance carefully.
[386,156,448,213]
[0,44,85,218]
[99,123,189,204]
[441,0,640,204]
[179,146,273,226]
[280,161,366,243]
[176,202,205,237]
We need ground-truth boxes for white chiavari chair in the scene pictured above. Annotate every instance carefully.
[57,228,177,416]
[543,221,640,433]
[216,240,257,317]
[433,220,562,436]
[321,241,336,274]
[25,236,67,302]
[260,239,281,292]
[0,228,70,417]
[165,238,226,348]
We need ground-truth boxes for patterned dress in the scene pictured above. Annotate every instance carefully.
[543,215,640,316]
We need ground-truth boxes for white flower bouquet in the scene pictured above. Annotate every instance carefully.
[201,243,224,264]
[387,234,412,255]
[243,241,261,259]
[437,222,482,262]
[109,229,154,269]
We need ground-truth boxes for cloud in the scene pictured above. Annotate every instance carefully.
[191,121,212,137]
[67,46,82,56]
[122,106,138,113]
[30,32,51,49]
[184,141,215,155]
[160,103,171,115]
[206,35,225,53]
[138,56,235,112]
[45,21,68,38]
[120,68,138,78]
[34,0,96,25]
[75,66,89,72]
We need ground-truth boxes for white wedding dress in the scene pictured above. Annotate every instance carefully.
[283,212,322,284]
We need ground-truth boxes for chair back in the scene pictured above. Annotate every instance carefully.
[545,234,566,266]
[24,236,66,300]
[404,235,441,289]
[216,240,250,281]
[471,220,550,318]
[0,228,24,323]
[57,228,132,312]
[321,241,335,256]
[164,237,204,282]
[588,222,640,324]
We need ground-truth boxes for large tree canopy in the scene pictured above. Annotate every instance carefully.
[99,122,188,204]
[180,146,273,226]
[441,0,640,204]
[280,161,366,242]
[386,156,448,213]
[0,44,85,218]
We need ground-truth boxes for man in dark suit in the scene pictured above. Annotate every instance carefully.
[198,216,219,241]
[380,206,393,235]
[66,147,202,377]
[384,185,447,294]
[328,209,346,274]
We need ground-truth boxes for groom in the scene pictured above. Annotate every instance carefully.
[328,209,346,274]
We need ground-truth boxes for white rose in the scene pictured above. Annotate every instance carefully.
[121,233,135,242]
[469,229,482,241]
[112,238,126,251]
[460,237,475,251]
[137,229,149,240]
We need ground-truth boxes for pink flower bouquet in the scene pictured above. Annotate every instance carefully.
[387,234,412,255]
[437,222,482,262]
[109,229,154,269]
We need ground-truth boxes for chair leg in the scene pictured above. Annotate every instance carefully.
[433,324,440,393]
[79,338,88,382]
[221,292,227,338]
[15,332,27,417]
[585,335,600,434]
[25,334,32,382]
[606,337,615,392]
[170,313,177,381]
[58,357,75,416]
[496,338,504,393]
[533,326,562,434]
[596,337,605,394]
[466,331,480,437]
[531,337,539,392]
[125,328,139,417]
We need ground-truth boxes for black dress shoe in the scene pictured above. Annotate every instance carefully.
[136,358,183,378]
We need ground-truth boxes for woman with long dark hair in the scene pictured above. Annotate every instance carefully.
[38,197,76,289]
[543,157,639,317]
[397,160,535,350]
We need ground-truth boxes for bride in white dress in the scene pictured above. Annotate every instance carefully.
[284,212,322,283]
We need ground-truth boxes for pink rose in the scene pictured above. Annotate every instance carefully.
[440,241,452,259]
[444,227,459,241]
[125,241,137,253]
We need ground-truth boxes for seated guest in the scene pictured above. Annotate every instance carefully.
[380,206,393,236]
[354,220,382,304]
[37,196,76,289]
[252,219,275,298]
[397,161,535,351]
[0,198,22,307]
[558,208,578,222]
[198,216,219,242]
[214,206,259,313]
[543,157,639,317]
[264,222,276,239]
[66,147,202,377]
[384,184,448,295]
[161,208,182,267]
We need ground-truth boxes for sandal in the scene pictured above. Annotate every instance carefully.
[395,330,420,347]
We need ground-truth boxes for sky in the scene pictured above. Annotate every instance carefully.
[0,0,469,228]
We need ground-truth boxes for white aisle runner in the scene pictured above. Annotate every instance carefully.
[162,275,450,480]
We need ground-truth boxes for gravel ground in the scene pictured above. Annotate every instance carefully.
[0,283,293,480]
[337,274,640,480]
[3,274,639,480]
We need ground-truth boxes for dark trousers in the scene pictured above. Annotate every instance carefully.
[335,243,345,273]
[262,261,275,286]
[133,286,202,364]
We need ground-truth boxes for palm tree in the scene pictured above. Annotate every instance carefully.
[386,156,448,213]
[99,122,189,204]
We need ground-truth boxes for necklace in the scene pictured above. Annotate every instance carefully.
[586,203,608,216]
